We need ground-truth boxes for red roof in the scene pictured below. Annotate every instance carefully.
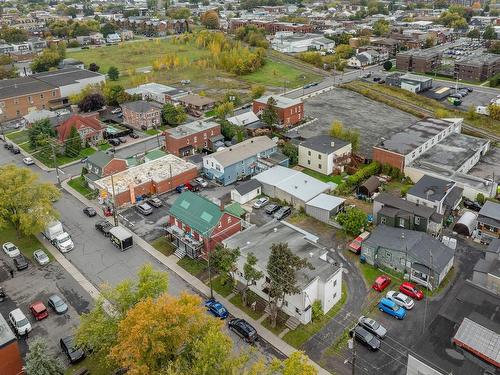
[57,114,104,142]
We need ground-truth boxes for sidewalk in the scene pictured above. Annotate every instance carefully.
[62,178,331,375]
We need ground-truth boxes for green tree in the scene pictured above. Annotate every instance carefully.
[78,93,105,112]
[162,103,187,126]
[488,103,500,119]
[423,36,436,48]
[329,120,344,138]
[468,28,481,40]
[0,165,60,237]
[101,22,116,37]
[108,66,119,81]
[261,96,279,129]
[281,142,298,166]
[214,101,235,120]
[267,242,313,328]
[373,19,390,36]
[167,7,191,19]
[201,10,219,29]
[330,32,352,46]
[31,46,64,73]
[65,125,82,157]
[241,252,263,306]
[483,25,497,40]
[88,63,100,72]
[250,84,266,99]
[336,207,368,235]
[28,118,56,149]
[383,60,393,71]
[211,244,241,285]
[328,120,360,151]
[25,339,64,375]
[0,26,28,43]
[335,44,354,59]
[220,119,237,140]
[488,41,500,54]
[223,91,242,106]
[103,85,128,106]
[476,193,485,205]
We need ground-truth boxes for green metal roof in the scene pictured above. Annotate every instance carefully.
[224,202,245,218]
[169,191,223,236]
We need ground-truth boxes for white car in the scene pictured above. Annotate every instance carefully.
[180,79,191,84]
[387,291,414,310]
[33,249,50,265]
[253,197,269,209]
[54,232,74,253]
[111,108,122,114]
[8,308,32,336]
[195,177,208,188]
[23,157,34,165]
[2,242,20,257]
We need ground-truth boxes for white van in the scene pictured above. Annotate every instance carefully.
[8,308,32,335]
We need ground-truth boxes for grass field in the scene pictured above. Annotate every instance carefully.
[35,147,95,167]
[151,236,175,257]
[177,257,207,277]
[229,292,264,320]
[210,276,234,297]
[302,168,344,185]
[68,176,96,199]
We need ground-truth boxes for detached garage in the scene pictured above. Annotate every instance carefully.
[231,180,262,204]
[305,194,345,224]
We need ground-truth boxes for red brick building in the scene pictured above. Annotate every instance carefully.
[229,19,314,34]
[57,113,105,145]
[121,100,162,130]
[84,151,128,186]
[167,191,242,258]
[253,95,304,127]
[165,120,221,156]
[0,314,23,375]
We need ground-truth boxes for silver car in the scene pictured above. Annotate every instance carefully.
[358,316,387,339]
[387,291,414,310]
[33,249,50,266]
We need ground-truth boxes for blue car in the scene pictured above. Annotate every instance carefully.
[378,298,406,320]
[205,299,229,319]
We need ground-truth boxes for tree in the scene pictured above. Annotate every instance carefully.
[267,243,313,328]
[335,44,354,59]
[101,22,116,37]
[78,93,105,112]
[261,96,279,129]
[383,60,393,71]
[214,101,234,120]
[0,165,60,237]
[223,91,242,106]
[25,339,64,375]
[468,28,480,40]
[0,26,28,43]
[162,103,187,126]
[167,7,191,19]
[423,36,436,48]
[483,25,497,40]
[241,252,263,306]
[336,207,368,235]
[108,66,119,81]
[31,47,64,73]
[28,118,56,149]
[328,120,360,151]
[250,84,265,99]
[65,126,82,157]
[201,10,219,29]
[373,19,390,36]
[281,142,298,166]
[476,193,485,205]
[488,41,500,54]
[103,85,128,106]
[488,104,500,120]
[269,351,317,375]
[211,244,241,285]
[329,120,344,138]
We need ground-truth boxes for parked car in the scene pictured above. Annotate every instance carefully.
[48,294,68,314]
[228,318,257,343]
[83,207,97,217]
[180,79,191,84]
[205,299,229,319]
[175,183,194,193]
[23,157,34,165]
[147,197,163,208]
[118,137,127,144]
[13,255,28,271]
[348,231,370,254]
[111,108,122,114]
[372,275,391,292]
[399,281,424,301]
[349,325,381,351]
[274,206,291,220]
[378,298,406,320]
[136,202,153,216]
[357,316,387,339]
[8,308,32,335]
[11,147,20,154]
[194,177,208,187]
[129,132,139,139]
[463,198,482,212]
[2,242,20,258]
[109,138,120,146]
[265,204,281,215]
[362,73,372,78]
[95,220,113,236]
[387,291,414,310]
[253,197,269,209]
[29,301,49,321]
[4,143,13,150]
[373,77,381,82]
[33,249,50,266]
[60,336,86,364]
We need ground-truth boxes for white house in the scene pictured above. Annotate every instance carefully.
[347,53,370,68]
[298,135,352,175]
[406,175,463,215]
[230,179,262,204]
[106,33,121,44]
[223,221,343,324]
[271,32,335,53]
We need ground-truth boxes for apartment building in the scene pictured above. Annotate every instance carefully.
[253,95,304,127]
[121,100,162,130]
[164,120,221,156]
[396,49,442,73]
[454,53,500,82]
[298,135,352,175]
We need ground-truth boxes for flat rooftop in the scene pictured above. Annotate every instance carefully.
[96,154,196,195]
[456,53,500,67]
[165,120,219,139]
[254,95,302,109]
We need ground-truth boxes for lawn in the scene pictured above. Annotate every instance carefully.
[425,266,456,298]
[145,128,160,136]
[6,129,29,144]
[283,284,347,348]
[384,179,414,197]
[210,275,234,297]
[65,354,115,375]
[262,316,287,336]
[35,147,96,167]
[98,142,112,151]
[0,223,53,261]
[243,59,321,89]
[229,292,264,320]
[68,176,96,199]
[302,168,344,185]
[177,257,207,277]
[151,236,175,257]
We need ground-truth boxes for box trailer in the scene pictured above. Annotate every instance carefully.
[109,226,133,251]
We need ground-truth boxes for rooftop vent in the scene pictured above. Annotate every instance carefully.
[331,141,335,147]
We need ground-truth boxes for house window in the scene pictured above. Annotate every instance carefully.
[318,164,322,169]
[40,93,44,99]
[415,216,421,225]
[380,217,386,224]
[308,150,311,156]
[14,98,18,104]
[333,279,337,287]
[307,160,311,165]
[318,154,322,160]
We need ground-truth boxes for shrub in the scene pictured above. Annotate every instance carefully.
[312,300,324,322]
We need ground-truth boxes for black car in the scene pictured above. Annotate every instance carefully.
[83,207,97,217]
[228,318,257,343]
[463,198,482,212]
[95,220,113,236]
[60,336,85,363]
[11,147,20,154]
[373,77,381,82]
[265,204,281,215]
[13,255,28,271]
[4,143,12,149]
[129,133,139,139]
[109,138,120,146]
[349,325,381,351]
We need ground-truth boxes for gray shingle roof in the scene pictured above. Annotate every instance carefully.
[121,100,161,113]
[375,192,436,219]
[408,175,456,202]
[234,179,261,196]
[33,67,104,87]
[300,135,350,154]
[0,76,55,100]
[87,151,112,168]
[478,201,500,222]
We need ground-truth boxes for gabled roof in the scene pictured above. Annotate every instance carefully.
[407,175,455,202]
[233,179,261,196]
[57,114,104,141]
[375,192,436,219]
[478,201,500,222]
[299,135,350,154]
[87,151,113,168]
[206,136,277,168]
[121,100,161,113]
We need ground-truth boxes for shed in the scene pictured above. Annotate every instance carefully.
[453,211,478,236]
[305,194,345,224]
[230,179,262,204]
[358,176,381,197]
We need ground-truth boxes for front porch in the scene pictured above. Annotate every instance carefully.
[166,225,204,259]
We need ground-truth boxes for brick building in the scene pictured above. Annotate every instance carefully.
[95,154,197,207]
[0,313,23,375]
[454,54,500,81]
[396,49,441,73]
[121,100,162,130]
[57,113,105,145]
[165,120,221,156]
[229,19,315,34]
[84,151,128,186]
[253,95,304,127]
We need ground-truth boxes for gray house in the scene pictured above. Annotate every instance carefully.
[373,192,443,235]
[406,175,463,215]
[472,238,500,295]
[361,225,455,290]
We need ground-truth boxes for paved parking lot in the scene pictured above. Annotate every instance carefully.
[0,249,93,364]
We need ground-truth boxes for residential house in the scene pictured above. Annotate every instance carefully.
[271,32,335,53]
[230,179,262,205]
[27,38,47,53]
[253,95,304,127]
[203,136,288,186]
[298,135,352,175]
[164,120,221,156]
[106,33,121,44]
[56,113,105,145]
[472,239,500,295]
[83,151,128,187]
[361,225,455,290]
[125,83,187,104]
[120,30,134,41]
[223,221,343,325]
[230,19,315,34]
[477,201,500,244]
[305,194,345,224]
[373,192,443,235]
[227,111,261,128]
[179,94,216,111]
[76,35,91,45]
[11,42,30,55]
[121,100,162,130]
[90,32,105,45]
[347,53,370,68]
[0,44,14,54]
[406,175,463,215]
[167,191,242,258]
[0,314,23,375]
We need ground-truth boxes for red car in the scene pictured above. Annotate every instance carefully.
[30,301,49,321]
[372,275,391,292]
[399,281,424,300]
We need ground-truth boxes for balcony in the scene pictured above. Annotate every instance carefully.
[166,225,203,259]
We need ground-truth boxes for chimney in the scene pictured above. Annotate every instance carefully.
[331,141,335,147]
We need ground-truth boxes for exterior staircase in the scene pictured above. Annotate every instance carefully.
[285,316,301,330]
[174,247,186,259]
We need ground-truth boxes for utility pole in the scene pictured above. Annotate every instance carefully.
[207,248,214,299]
[110,173,118,227]
[402,233,408,277]
[350,334,356,375]
[50,143,61,185]
[423,250,432,334]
